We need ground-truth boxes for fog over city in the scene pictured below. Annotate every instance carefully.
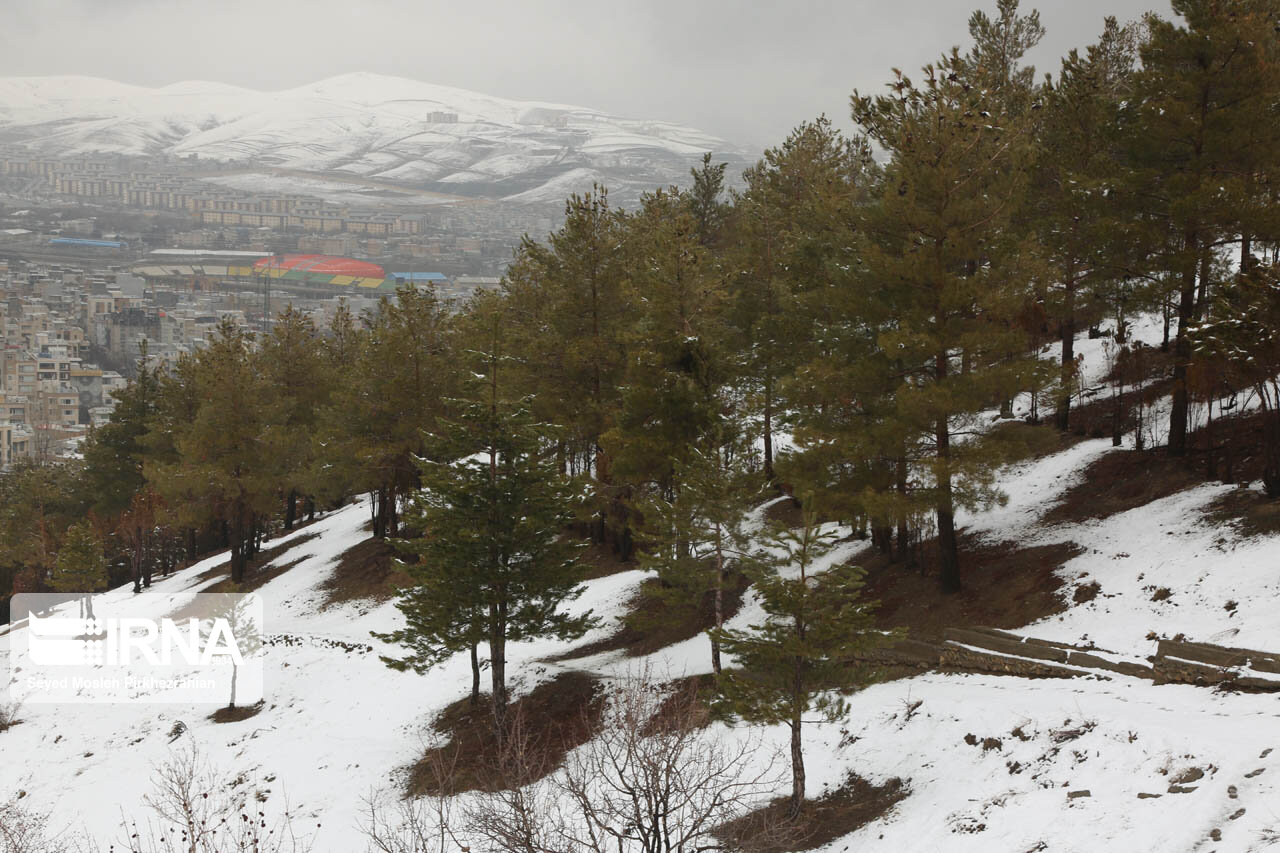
[6,0,1158,147]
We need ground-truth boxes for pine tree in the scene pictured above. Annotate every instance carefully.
[258,305,327,529]
[1035,18,1139,431]
[150,318,283,583]
[380,293,594,727]
[0,461,84,593]
[687,152,729,247]
[80,342,162,518]
[852,48,1050,593]
[606,187,730,503]
[1127,0,1280,455]
[1192,262,1280,494]
[728,118,873,483]
[318,286,456,538]
[502,188,629,547]
[713,502,892,819]
[638,437,757,675]
[50,520,108,618]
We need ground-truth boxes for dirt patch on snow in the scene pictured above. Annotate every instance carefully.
[863,536,1083,643]
[320,537,412,606]
[208,701,265,724]
[717,775,907,852]
[549,572,750,662]
[1044,449,1202,525]
[197,532,321,592]
[409,671,605,797]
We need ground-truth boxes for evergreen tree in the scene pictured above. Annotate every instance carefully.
[606,187,730,505]
[713,503,891,819]
[1035,17,1139,431]
[962,0,1045,104]
[0,461,84,593]
[80,343,161,518]
[258,305,327,529]
[50,520,108,618]
[150,318,283,583]
[638,437,757,675]
[502,188,629,546]
[728,118,873,482]
[380,293,594,727]
[852,48,1049,593]
[1127,0,1280,455]
[319,286,456,538]
[687,152,729,247]
[1192,261,1280,494]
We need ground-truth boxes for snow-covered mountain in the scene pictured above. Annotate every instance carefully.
[0,73,747,205]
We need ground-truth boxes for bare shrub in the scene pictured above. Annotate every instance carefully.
[116,742,317,853]
[455,669,779,853]
[360,748,464,853]
[0,799,56,853]
[0,698,24,732]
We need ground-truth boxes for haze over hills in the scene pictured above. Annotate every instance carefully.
[0,72,749,206]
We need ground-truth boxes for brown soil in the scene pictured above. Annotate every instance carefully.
[409,671,604,797]
[577,540,639,580]
[1048,409,1276,526]
[1044,448,1202,525]
[1068,376,1175,442]
[643,673,717,734]
[1204,484,1280,538]
[197,531,321,592]
[320,537,413,606]
[550,572,750,662]
[718,775,907,852]
[209,701,264,724]
[863,536,1083,643]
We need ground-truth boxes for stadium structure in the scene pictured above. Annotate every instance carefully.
[132,251,446,293]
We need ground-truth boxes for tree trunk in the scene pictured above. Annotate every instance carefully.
[470,642,481,706]
[711,530,724,675]
[141,525,152,589]
[489,603,508,733]
[788,717,805,820]
[1056,272,1077,432]
[935,351,961,594]
[763,378,775,482]
[228,663,237,710]
[1168,234,1198,457]
[1195,249,1211,321]
[284,489,297,531]
[1263,408,1280,499]
[895,453,911,566]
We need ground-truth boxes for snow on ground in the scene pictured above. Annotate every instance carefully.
[5,317,1280,850]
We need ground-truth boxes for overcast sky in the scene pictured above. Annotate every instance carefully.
[3,0,1161,150]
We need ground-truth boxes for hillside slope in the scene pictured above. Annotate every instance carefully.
[3,319,1280,851]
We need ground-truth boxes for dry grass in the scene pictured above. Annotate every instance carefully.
[718,775,907,853]
[208,701,264,724]
[550,572,750,662]
[863,536,1083,643]
[1044,448,1202,525]
[196,531,321,592]
[320,537,413,606]
[409,671,605,797]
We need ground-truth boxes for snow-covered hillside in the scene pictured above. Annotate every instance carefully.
[0,73,747,205]
[4,319,1280,851]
